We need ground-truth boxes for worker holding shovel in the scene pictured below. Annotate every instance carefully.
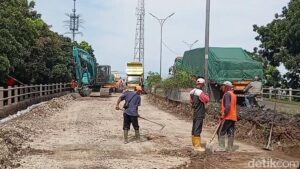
[116,86,143,144]
[190,78,210,152]
[218,81,238,151]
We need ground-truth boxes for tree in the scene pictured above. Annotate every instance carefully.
[265,65,282,87]
[253,0,300,88]
[0,0,76,85]
[79,41,95,58]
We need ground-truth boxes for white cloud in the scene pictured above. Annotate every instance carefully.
[35,0,290,77]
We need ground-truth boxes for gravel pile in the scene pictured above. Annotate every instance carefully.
[0,94,74,168]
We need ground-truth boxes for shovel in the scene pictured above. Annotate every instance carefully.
[263,122,274,151]
[206,119,225,152]
[263,91,277,151]
[139,116,166,131]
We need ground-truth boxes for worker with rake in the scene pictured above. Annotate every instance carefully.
[218,81,238,151]
[190,78,210,152]
[116,86,143,144]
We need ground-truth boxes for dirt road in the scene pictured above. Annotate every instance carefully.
[3,93,299,169]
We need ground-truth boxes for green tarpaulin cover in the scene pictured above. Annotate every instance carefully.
[181,47,264,83]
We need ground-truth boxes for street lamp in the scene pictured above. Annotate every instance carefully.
[149,12,175,77]
[183,40,199,50]
[204,0,210,92]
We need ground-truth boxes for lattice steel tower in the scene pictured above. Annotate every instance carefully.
[65,0,82,42]
[134,0,145,63]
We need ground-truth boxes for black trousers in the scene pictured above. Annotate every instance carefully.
[192,118,204,136]
[123,113,139,130]
[218,120,235,137]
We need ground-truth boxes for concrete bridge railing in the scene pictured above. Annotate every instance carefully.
[0,83,71,118]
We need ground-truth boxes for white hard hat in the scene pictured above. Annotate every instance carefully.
[197,78,205,84]
[223,81,233,87]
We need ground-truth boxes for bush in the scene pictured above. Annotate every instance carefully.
[146,71,162,88]
[161,68,194,89]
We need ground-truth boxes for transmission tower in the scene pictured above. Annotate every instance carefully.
[134,0,145,63]
[65,0,82,42]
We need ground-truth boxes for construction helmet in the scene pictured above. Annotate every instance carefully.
[223,81,233,87]
[196,78,205,84]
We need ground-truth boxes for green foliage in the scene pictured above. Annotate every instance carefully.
[78,41,95,57]
[146,72,161,87]
[161,68,194,89]
[265,65,282,87]
[253,0,300,88]
[0,55,10,83]
[0,0,81,86]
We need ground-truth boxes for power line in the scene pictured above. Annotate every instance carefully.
[162,41,179,56]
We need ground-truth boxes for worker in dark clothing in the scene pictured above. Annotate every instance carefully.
[218,81,238,151]
[189,78,210,151]
[244,76,262,108]
[116,86,143,144]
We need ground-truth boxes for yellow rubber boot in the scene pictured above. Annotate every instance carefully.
[194,136,205,152]
[192,136,196,147]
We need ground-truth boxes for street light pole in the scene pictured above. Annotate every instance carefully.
[183,40,199,50]
[204,0,210,92]
[149,12,175,77]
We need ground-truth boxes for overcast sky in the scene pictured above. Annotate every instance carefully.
[35,0,290,77]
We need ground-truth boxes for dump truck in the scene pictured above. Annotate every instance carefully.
[126,62,144,91]
[179,47,264,101]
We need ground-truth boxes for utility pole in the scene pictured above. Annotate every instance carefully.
[183,40,199,50]
[149,12,175,77]
[134,0,145,64]
[65,0,82,42]
[204,0,210,92]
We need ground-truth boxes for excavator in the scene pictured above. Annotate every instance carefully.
[73,47,121,97]
[73,47,97,96]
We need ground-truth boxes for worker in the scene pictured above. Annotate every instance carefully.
[244,76,262,108]
[70,79,78,92]
[218,81,238,151]
[6,76,16,87]
[115,86,143,144]
[190,78,210,151]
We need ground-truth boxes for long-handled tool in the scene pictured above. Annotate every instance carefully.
[263,92,277,151]
[116,109,166,130]
[263,122,274,151]
[208,120,224,145]
[139,116,166,131]
[206,119,225,152]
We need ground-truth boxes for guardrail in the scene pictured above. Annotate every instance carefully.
[0,83,71,118]
[150,86,300,103]
[262,87,300,102]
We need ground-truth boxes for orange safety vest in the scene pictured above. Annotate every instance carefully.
[221,91,237,121]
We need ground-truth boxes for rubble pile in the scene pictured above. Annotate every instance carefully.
[148,94,300,157]
[0,94,74,168]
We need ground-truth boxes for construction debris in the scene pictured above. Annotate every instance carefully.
[0,94,74,168]
[148,94,300,157]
